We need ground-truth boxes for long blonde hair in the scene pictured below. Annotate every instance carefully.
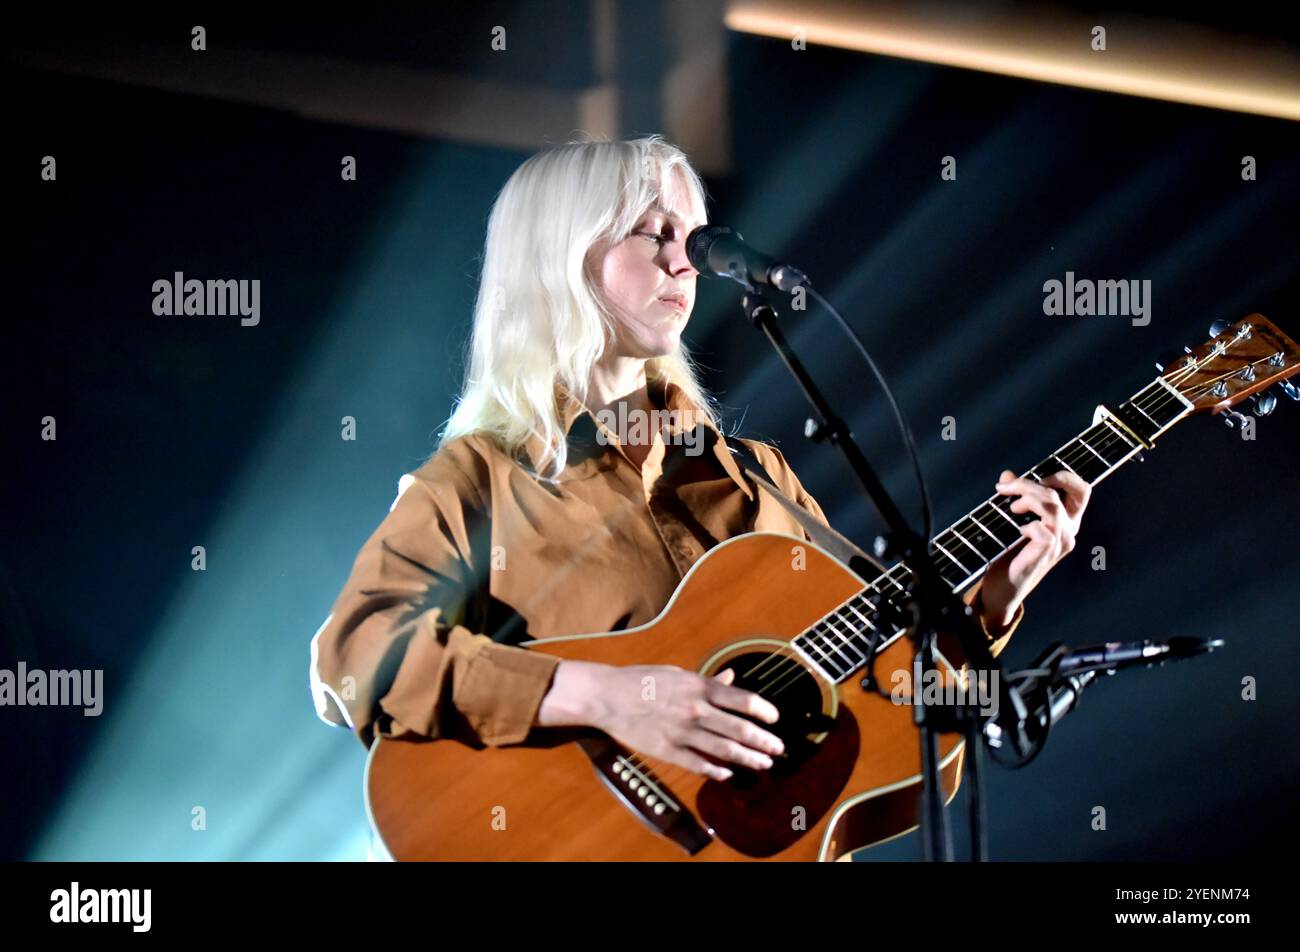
[438,135,719,478]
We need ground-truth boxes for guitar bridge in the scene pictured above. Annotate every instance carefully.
[578,736,713,856]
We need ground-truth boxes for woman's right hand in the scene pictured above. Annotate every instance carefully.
[539,659,785,781]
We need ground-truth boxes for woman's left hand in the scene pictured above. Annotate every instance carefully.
[977,468,1092,628]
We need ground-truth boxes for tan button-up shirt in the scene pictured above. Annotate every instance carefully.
[309,379,1022,750]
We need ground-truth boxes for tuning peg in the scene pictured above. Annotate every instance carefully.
[1222,410,1252,428]
[1249,392,1277,417]
[1278,379,1300,401]
[1156,345,1202,372]
[1209,319,1232,338]
[1155,350,1180,372]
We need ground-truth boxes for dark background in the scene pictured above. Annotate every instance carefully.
[5,3,1298,860]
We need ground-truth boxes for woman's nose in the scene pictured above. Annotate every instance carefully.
[664,238,697,278]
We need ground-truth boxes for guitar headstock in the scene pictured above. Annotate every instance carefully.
[1159,313,1300,416]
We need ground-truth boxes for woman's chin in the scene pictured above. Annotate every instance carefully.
[650,333,684,357]
[628,329,684,359]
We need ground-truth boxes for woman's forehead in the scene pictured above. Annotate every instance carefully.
[644,175,706,230]
[642,198,705,232]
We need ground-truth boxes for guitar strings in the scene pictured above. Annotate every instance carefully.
[616,335,1256,788]
[750,337,1278,707]
[743,353,1210,700]
[746,336,1257,701]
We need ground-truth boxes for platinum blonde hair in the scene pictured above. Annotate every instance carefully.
[437,135,719,479]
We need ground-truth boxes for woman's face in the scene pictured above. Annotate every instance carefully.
[589,173,705,360]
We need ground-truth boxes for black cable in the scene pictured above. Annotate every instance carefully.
[805,286,934,544]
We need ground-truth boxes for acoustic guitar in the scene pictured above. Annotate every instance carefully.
[366,314,1298,861]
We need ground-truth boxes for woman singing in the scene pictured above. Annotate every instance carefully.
[309,135,1090,785]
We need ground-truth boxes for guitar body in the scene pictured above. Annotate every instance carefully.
[366,532,965,861]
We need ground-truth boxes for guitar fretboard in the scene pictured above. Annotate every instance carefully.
[790,377,1195,683]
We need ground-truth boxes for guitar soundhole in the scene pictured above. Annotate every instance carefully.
[727,650,829,753]
[697,649,859,858]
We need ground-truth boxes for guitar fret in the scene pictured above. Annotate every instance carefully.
[993,494,1035,527]
[970,510,1016,549]
[1067,423,1140,485]
[986,499,1020,529]
[1099,416,1137,450]
[1092,427,1132,461]
[932,540,974,578]
[1052,442,1105,482]
[845,601,876,633]
[969,513,1009,553]
[1131,400,1161,428]
[947,526,988,563]
[837,621,868,665]
[789,638,838,683]
[798,631,846,680]
[824,613,866,666]
[1151,377,1196,417]
[814,622,857,673]
[877,574,907,597]
[952,519,1004,563]
[1050,452,1078,477]
[1075,451,1109,481]
[1060,422,1132,481]
[1117,387,1184,445]
[1078,434,1113,468]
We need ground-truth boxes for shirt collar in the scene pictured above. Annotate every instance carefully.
[524,378,755,500]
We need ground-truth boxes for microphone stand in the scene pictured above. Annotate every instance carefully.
[738,286,1010,862]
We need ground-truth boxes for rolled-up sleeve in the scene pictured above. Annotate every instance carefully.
[308,448,560,750]
[961,581,1023,658]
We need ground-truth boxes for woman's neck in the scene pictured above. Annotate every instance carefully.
[586,357,662,467]
[587,358,656,432]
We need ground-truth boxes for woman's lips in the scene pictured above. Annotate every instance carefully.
[658,294,688,313]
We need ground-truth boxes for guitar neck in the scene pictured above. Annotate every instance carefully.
[792,376,1195,684]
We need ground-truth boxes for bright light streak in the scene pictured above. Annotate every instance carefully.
[727,2,1300,121]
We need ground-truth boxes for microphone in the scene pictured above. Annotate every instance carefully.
[1055,636,1224,675]
[686,225,809,292]
[984,669,1097,760]
[984,636,1224,766]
